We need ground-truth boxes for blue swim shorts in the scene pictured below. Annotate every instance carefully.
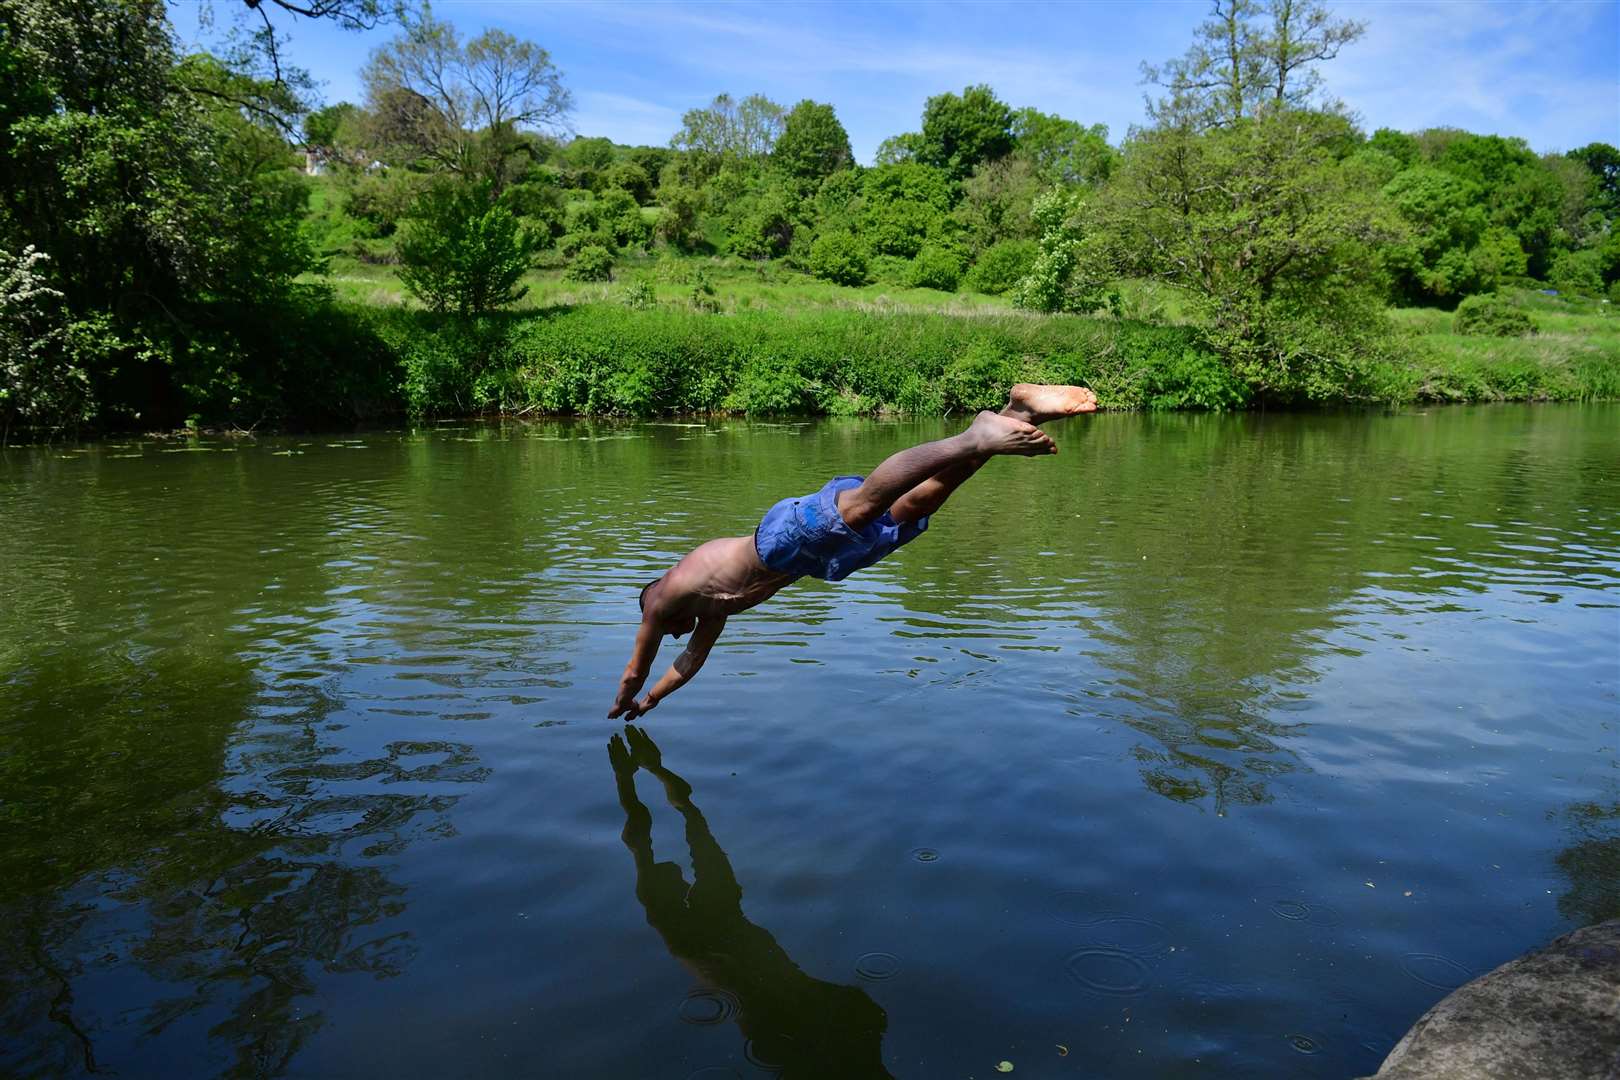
[754,475,929,582]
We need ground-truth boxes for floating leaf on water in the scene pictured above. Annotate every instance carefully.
[996,1062,1014,1073]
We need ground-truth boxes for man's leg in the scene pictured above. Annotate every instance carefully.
[888,384,1097,525]
[834,410,1056,531]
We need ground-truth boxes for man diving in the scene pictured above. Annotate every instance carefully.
[608,384,1098,720]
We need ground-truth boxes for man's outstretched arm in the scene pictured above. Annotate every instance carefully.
[609,619,663,719]
[633,615,726,716]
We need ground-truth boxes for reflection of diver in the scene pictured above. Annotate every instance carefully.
[609,726,892,1079]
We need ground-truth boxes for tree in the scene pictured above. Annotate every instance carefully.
[396,182,535,314]
[1257,0,1365,109]
[1380,166,1498,304]
[1425,132,1566,278]
[303,101,357,148]
[874,132,924,165]
[917,84,1015,180]
[1082,110,1399,398]
[772,100,853,183]
[1013,189,1107,314]
[671,93,784,164]
[361,11,571,191]
[654,184,704,251]
[860,163,953,257]
[604,161,653,204]
[0,0,321,426]
[1144,0,1363,128]
[952,154,1043,253]
[0,246,90,440]
[1567,142,1620,219]
[1010,108,1116,186]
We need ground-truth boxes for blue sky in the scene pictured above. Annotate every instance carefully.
[170,1,1619,159]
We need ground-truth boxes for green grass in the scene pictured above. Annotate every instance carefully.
[1388,289,1620,402]
[313,249,1026,317]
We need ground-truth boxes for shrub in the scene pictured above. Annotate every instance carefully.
[1453,293,1536,337]
[620,279,657,309]
[655,184,705,251]
[603,162,653,204]
[397,183,535,315]
[808,230,869,286]
[940,341,1018,411]
[566,245,615,282]
[558,229,615,258]
[0,246,93,438]
[867,254,912,286]
[909,244,963,291]
[1549,249,1605,297]
[598,187,651,250]
[688,269,720,313]
[344,171,427,238]
[964,239,1038,295]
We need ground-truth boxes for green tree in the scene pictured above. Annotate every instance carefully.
[1567,142,1620,218]
[671,92,784,168]
[597,187,651,249]
[1380,166,1494,304]
[726,181,799,260]
[0,0,324,427]
[654,184,705,251]
[626,145,673,184]
[303,101,357,148]
[917,84,1015,180]
[1010,108,1116,185]
[772,99,853,183]
[860,162,953,257]
[604,161,653,204]
[361,12,571,192]
[874,131,925,165]
[952,154,1043,253]
[397,182,535,314]
[1084,110,1398,398]
[1413,132,1569,276]
[1367,127,1420,168]
[1144,0,1364,127]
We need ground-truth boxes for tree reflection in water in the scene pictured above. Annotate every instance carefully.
[609,726,892,1079]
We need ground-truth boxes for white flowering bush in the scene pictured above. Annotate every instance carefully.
[1012,189,1109,314]
[0,246,92,440]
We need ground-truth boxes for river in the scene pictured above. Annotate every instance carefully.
[2,405,1616,1078]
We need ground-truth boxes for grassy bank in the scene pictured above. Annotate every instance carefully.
[296,222,1620,420]
[349,287,1618,423]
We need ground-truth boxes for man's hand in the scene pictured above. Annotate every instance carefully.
[633,692,657,717]
[609,683,645,720]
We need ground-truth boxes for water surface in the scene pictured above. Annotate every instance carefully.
[2,406,1617,1078]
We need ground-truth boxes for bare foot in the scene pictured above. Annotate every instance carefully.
[966,411,1058,456]
[1004,384,1098,425]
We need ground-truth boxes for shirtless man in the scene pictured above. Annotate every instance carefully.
[608,384,1098,720]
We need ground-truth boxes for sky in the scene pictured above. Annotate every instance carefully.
[168,0,1620,160]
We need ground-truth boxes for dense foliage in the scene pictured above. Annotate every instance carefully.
[0,0,395,437]
[1453,294,1536,338]
[1,0,1615,437]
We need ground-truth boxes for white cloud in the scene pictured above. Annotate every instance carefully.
[1330,0,1619,151]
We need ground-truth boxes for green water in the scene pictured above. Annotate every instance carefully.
[2,406,1617,1078]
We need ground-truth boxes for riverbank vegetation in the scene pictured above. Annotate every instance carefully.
[2,0,1617,439]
